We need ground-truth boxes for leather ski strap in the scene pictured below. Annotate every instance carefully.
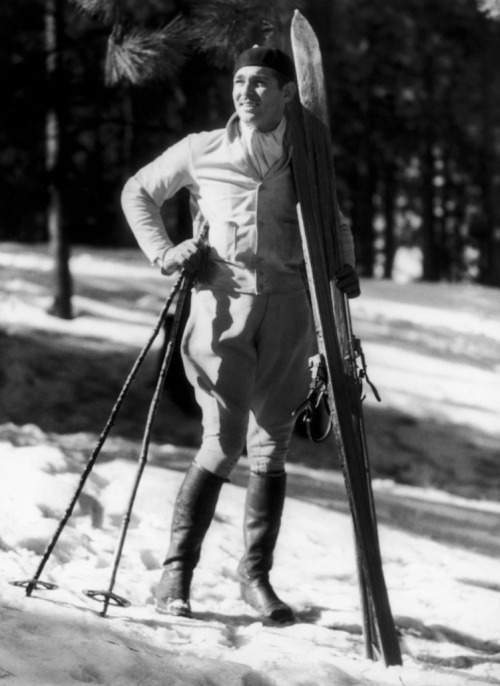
[293,354,332,442]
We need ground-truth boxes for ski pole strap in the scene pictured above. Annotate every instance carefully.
[293,354,332,442]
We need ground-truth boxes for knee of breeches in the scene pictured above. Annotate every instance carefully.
[248,452,287,476]
[201,430,246,459]
[194,434,246,480]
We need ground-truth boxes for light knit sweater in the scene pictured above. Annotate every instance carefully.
[121,114,355,294]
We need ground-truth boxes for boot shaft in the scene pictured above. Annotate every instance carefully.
[164,462,225,570]
[238,472,287,582]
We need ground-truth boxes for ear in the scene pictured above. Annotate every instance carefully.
[282,81,296,103]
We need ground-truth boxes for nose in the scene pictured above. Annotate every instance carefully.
[240,80,254,97]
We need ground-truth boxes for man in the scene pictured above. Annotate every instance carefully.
[121,46,359,624]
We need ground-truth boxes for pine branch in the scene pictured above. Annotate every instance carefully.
[185,0,306,67]
[104,18,188,86]
[72,0,118,24]
[186,0,276,68]
[72,0,176,25]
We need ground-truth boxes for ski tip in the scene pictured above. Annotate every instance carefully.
[292,9,305,25]
[290,10,319,53]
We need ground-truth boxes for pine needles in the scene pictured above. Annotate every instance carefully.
[72,0,302,86]
[186,0,276,67]
[105,18,187,86]
[72,0,117,24]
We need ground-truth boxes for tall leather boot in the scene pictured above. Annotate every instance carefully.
[237,471,294,623]
[156,462,225,618]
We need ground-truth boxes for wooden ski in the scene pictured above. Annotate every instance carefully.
[289,10,402,666]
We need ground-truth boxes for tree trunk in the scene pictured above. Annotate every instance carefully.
[114,88,137,246]
[420,53,439,282]
[383,161,396,279]
[45,0,73,319]
[352,153,376,277]
[479,19,500,286]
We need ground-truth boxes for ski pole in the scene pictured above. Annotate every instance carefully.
[83,267,194,616]
[10,270,186,597]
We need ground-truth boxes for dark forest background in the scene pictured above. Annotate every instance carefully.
[2,0,500,319]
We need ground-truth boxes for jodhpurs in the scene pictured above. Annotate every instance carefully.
[181,287,315,479]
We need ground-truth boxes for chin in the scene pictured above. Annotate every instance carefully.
[237,107,259,121]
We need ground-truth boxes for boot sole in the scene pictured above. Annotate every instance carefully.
[156,598,193,619]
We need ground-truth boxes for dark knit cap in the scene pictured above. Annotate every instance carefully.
[233,47,295,82]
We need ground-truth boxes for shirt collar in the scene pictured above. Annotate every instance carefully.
[238,116,287,147]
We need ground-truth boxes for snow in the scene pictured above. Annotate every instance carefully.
[1,243,500,685]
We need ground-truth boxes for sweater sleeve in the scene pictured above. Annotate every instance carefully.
[121,137,193,265]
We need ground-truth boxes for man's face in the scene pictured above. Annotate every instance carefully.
[232,66,296,132]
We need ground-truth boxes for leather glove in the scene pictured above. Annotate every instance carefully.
[160,237,208,276]
[335,264,361,299]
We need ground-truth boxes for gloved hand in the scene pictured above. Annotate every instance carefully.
[335,264,361,299]
[160,237,208,276]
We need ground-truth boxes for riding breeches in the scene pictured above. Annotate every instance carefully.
[181,287,315,478]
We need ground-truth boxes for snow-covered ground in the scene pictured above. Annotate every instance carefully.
[1,243,500,685]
